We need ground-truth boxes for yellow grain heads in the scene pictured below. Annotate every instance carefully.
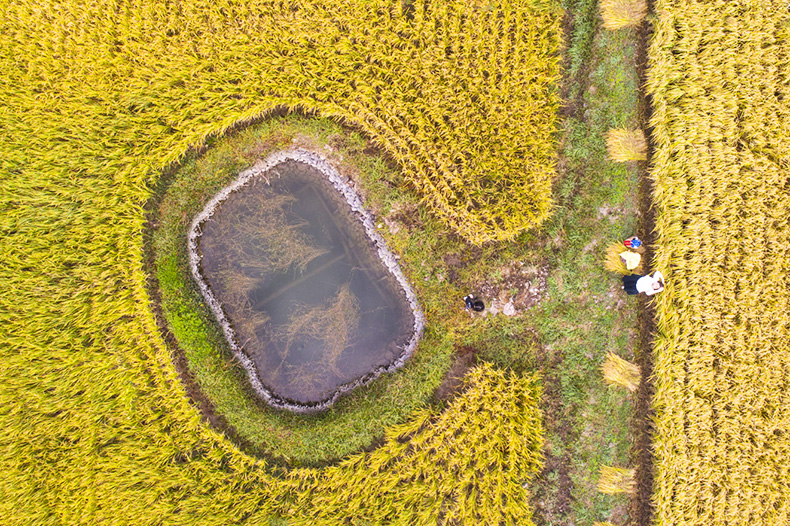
[597,466,636,495]
[602,352,641,392]
[600,0,648,30]
[290,363,546,524]
[0,0,556,521]
[647,1,790,524]
[606,128,647,162]
[604,241,643,275]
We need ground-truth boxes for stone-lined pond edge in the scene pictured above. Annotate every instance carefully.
[188,149,425,412]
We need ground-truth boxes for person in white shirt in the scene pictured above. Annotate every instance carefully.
[622,271,664,296]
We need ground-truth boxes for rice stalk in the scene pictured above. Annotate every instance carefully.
[602,352,641,392]
[604,241,643,275]
[606,128,647,162]
[600,0,647,30]
[597,466,636,494]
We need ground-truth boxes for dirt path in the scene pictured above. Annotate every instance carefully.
[532,2,658,524]
[527,5,597,525]
[630,5,658,525]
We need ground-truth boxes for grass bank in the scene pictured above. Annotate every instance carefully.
[150,115,460,465]
[522,0,646,523]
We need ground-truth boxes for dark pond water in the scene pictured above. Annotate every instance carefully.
[197,160,415,407]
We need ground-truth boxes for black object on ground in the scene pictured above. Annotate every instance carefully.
[464,294,485,312]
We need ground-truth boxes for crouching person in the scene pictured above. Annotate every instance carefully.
[622,271,664,296]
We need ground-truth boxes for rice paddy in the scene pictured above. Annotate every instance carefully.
[647,1,790,524]
[1,0,562,523]
[9,0,784,523]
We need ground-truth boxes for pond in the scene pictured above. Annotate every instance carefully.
[189,151,423,412]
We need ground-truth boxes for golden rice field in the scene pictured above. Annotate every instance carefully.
[2,0,560,245]
[0,0,560,523]
[647,0,790,524]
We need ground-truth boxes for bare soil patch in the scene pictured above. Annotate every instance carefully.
[434,345,478,403]
[476,261,549,315]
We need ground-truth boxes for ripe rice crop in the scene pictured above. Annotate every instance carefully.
[647,1,790,524]
[602,352,640,392]
[282,365,545,525]
[599,0,647,31]
[605,128,647,162]
[0,0,561,245]
[0,0,557,522]
[596,466,635,495]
